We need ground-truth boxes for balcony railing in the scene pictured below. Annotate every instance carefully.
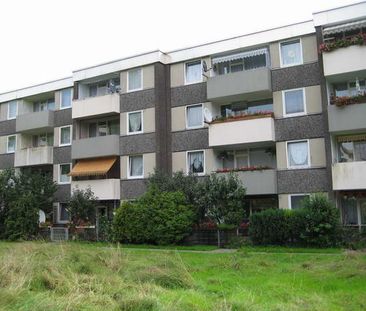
[14,146,53,167]
[328,103,366,133]
[71,179,120,200]
[72,135,120,159]
[332,161,366,190]
[16,110,54,133]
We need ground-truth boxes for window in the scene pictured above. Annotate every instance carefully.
[59,164,71,184]
[88,78,120,97]
[33,99,55,112]
[186,104,203,129]
[7,135,16,153]
[341,197,366,227]
[185,60,202,84]
[60,88,72,109]
[290,194,309,210]
[216,53,268,75]
[86,119,119,138]
[283,88,305,116]
[338,138,366,162]
[280,39,302,67]
[128,111,143,134]
[128,155,143,179]
[287,140,309,168]
[32,133,53,147]
[60,126,71,146]
[187,151,204,174]
[58,203,69,223]
[220,100,273,117]
[7,101,17,119]
[333,79,366,98]
[128,68,142,91]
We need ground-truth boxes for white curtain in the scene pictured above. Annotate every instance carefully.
[189,152,204,173]
[129,112,142,132]
[186,61,201,84]
[187,105,202,127]
[288,141,308,167]
[285,89,304,114]
[128,69,142,90]
[355,141,366,161]
[341,198,358,225]
[281,40,301,66]
[130,156,143,177]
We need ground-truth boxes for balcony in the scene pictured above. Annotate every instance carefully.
[71,179,120,200]
[16,110,54,133]
[72,135,120,159]
[332,161,366,190]
[14,146,53,167]
[72,93,120,119]
[323,45,366,77]
[209,115,275,147]
[207,67,272,103]
[328,103,366,133]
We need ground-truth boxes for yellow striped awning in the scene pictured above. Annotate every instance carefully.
[69,157,117,177]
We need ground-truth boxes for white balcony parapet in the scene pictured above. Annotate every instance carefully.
[332,161,366,190]
[71,179,120,200]
[15,146,53,167]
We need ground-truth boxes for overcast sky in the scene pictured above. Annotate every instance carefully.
[0,0,361,93]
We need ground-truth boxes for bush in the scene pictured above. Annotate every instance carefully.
[112,189,194,245]
[68,187,97,227]
[341,227,366,250]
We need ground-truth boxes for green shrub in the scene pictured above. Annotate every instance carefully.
[341,227,366,250]
[112,189,194,245]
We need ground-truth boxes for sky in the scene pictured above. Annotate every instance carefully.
[0,0,361,93]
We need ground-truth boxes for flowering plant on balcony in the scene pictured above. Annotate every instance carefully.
[215,165,272,173]
[319,33,366,53]
[211,111,274,124]
[330,91,366,107]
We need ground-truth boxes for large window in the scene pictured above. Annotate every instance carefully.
[32,133,53,147]
[87,119,119,138]
[333,79,366,98]
[341,197,366,228]
[283,88,305,116]
[338,137,366,162]
[7,135,16,153]
[216,55,268,75]
[128,155,143,179]
[128,111,143,134]
[7,101,17,119]
[88,78,120,97]
[280,40,302,67]
[187,150,204,174]
[185,60,202,84]
[33,99,55,112]
[58,203,69,223]
[186,104,203,129]
[128,68,142,92]
[61,88,72,109]
[287,140,309,168]
[60,126,72,146]
[289,194,310,210]
[220,100,273,117]
[59,164,71,184]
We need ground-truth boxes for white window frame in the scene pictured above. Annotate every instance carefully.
[60,88,73,110]
[288,194,310,210]
[286,139,310,169]
[57,202,69,224]
[185,104,204,129]
[184,59,203,85]
[58,163,71,184]
[127,155,144,179]
[6,135,16,153]
[59,125,72,146]
[127,68,143,92]
[186,149,205,176]
[282,87,306,117]
[279,38,303,68]
[127,110,144,135]
[7,101,18,120]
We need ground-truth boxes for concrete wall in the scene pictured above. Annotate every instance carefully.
[332,162,366,190]
[120,107,155,135]
[14,146,53,167]
[72,135,120,159]
[119,65,155,93]
[328,103,366,133]
[71,179,120,200]
[120,152,156,179]
[16,110,55,133]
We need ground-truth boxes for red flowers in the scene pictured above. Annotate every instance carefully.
[211,111,274,124]
[319,33,366,53]
[330,92,366,107]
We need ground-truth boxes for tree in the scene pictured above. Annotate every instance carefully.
[68,187,97,227]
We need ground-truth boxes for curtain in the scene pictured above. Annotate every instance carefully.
[355,141,366,161]
[187,105,202,127]
[189,152,204,173]
[285,89,304,114]
[280,40,301,66]
[128,69,142,90]
[341,198,358,225]
[61,127,70,144]
[130,156,143,177]
[288,141,308,167]
[60,165,70,183]
[186,61,201,84]
[129,112,142,132]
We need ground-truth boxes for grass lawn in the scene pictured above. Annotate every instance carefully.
[0,242,365,310]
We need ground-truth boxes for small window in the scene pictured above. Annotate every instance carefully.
[59,164,71,184]
[290,194,309,210]
[287,140,309,168]
[128,68,142,92]
[128,155,143,178]
[60,126,71,146]
[128,111,143,134]
[187,151,204,174]
[185,60,202,84]
[283,89,305,116]
[7,101,17,120]
[186,104,203,129]
[7,135,16,153]
[33,133,53,147]
[58,203,69,223]
[61,89,72,109]
[280,40,302,67]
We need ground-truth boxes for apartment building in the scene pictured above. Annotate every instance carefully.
[0,2,365,229]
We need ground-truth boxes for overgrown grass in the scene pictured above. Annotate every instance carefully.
[0,242,365,310]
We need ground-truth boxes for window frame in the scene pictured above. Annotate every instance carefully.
[58,163,71,184]
[185,104,204,129]
[57,202,70,224]
[127,155,144,179]
[60,88,73,110]
[6,135,16,153]
[127,68,143,92]
[282,87,306,117]
[288,194,310,210]
[59,125,72,146]
[7,101,18,120]
[279,38,303,68]
[186,149,205,176]
[184,59,203,85]
[127,110,144,135]
[286,139,310,169]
